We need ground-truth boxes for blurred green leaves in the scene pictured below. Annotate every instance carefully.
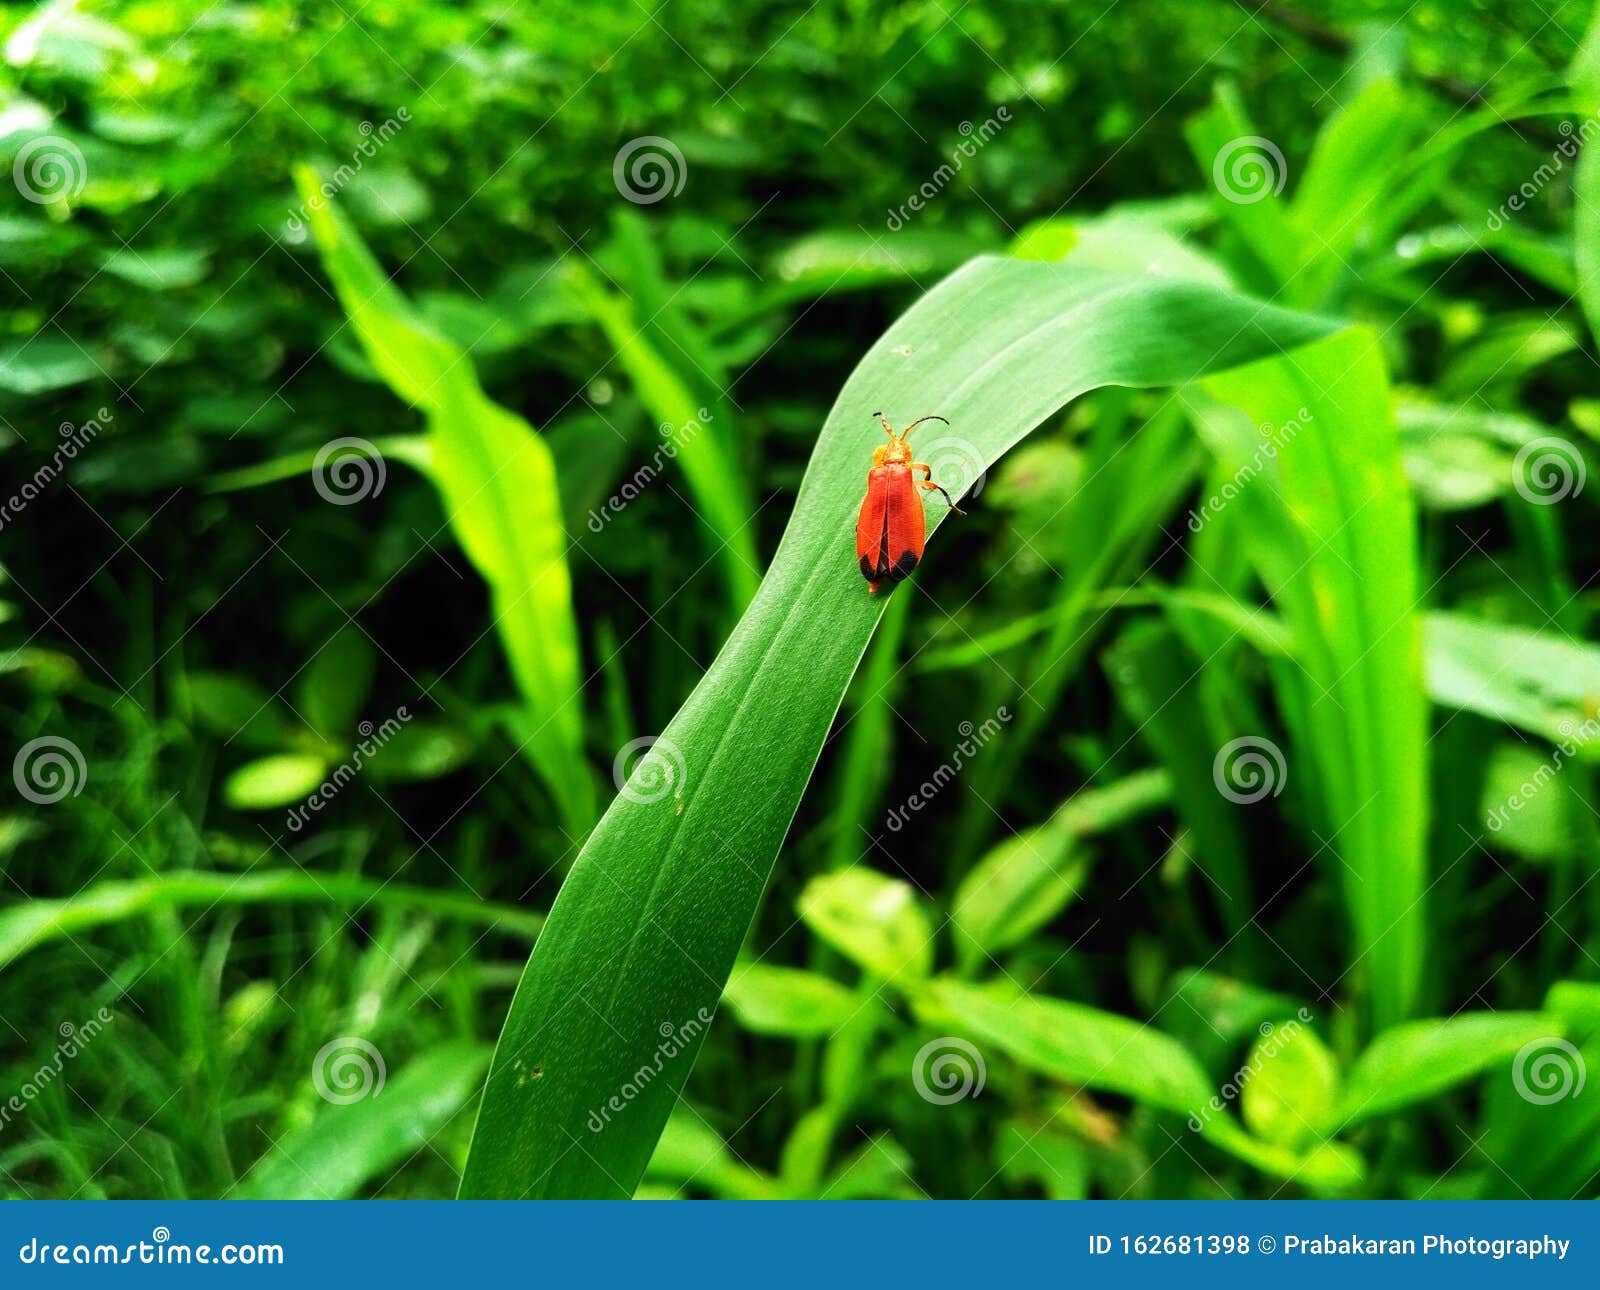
[294,165,594,833]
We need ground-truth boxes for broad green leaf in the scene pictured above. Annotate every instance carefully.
[644,1109,780,1199]
[96,246,208,290]
[223,753,328,810]
[364,721,474,782]
[797,868,933,984]
[1335,1012,1560,1127]
[1239,1024,1340,1148]
[952,768,1168,966]
[295,165,592,832]
[916,978,1212,1113]
[817,1134,918,1200]
[1009,213,1231,288]
[299,625,376,744]
[185,670,292,750]
[460,258,1337,1199]
[0,334,101,394]
[1478,741,1575,861]
[1425,611,1600,754]
[1163,970,1313,1072]
[995,1121,1089,1199]
[1203,330,1428,1029]
[722,962,859,1038]
[0,870,542,971]
[238,1042,490,1199]
[767,228,982,301]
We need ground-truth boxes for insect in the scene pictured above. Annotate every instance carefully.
[855,411,964,595]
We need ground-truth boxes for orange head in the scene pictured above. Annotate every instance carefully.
[871,411,947,466]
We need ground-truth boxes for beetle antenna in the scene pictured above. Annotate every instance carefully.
[900,414,949,442]
[875,411,895,436]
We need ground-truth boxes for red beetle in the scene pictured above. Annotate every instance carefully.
[855,412,964,595]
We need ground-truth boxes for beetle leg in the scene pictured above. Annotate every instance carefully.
[913,474,964,514]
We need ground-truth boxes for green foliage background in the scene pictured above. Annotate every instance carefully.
[3,0,1600,1199]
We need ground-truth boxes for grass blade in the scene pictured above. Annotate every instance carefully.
[459,258,1337,1198]
[295,167,594,832]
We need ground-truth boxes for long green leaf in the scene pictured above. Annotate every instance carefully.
[238,1042,490,1199]
[1202,331,1428,1029]
[295,166,593,832]
[1335,1012,1561,1127]
[460,257,1337,1199]
[0,870,543,971]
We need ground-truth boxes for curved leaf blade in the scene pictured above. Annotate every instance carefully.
[460,257,1338,1199]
